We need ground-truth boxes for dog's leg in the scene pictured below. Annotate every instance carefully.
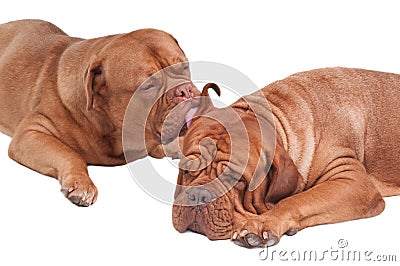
[232,159,385,248]
[8,115,97,206]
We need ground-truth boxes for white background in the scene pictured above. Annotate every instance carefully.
[1,1,399,265]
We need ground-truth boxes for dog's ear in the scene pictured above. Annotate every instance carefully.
[84,59,105,110]
[265,144,303,206]
[180,137,217,173]
[194,83,221,116]
[202,83,221,96]
[174,169,184,199]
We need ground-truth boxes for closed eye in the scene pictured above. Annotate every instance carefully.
[182,63,189,71]
[182,169,202,179]
[140,83,154,91]
[140,75,162,92]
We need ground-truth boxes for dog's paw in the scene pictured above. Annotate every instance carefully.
[60,176,98,207]
[231,216,293,248]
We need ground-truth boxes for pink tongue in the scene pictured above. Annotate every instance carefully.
[185,107,198,128]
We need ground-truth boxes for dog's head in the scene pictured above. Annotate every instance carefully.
[172,101,303,240]
[62,28,203,161]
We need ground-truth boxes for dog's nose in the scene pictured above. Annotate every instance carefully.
[187,187,212,205]
[175,83,193,99]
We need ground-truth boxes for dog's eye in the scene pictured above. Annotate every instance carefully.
[182,170,201,179]
[183,170,190,178]
[182,63,189,71]
[177,63,190,75]
[140,83,154,91]
[140,76,161,92]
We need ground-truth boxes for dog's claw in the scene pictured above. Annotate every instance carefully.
[239,230,248,237]
[232,232,238,240]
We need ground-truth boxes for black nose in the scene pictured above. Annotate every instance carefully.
[187,187,212,205]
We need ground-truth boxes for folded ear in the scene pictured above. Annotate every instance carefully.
[179,137,217,172]
[265,144,303,206]
[194,83,221,116]
[174,169,184,199]
[83,59,105,110]
[202,82,221,97]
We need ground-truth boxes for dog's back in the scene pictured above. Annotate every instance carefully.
[260,67,400,196]
[0,20,71,136]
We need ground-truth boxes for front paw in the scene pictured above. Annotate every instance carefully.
[60,175,98,207]
[231,216,297,248]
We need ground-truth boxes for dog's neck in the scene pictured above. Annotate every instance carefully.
[261,87,315,184]
[231,89,314,183]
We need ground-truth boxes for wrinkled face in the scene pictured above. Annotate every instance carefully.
[172,109,270,240]
[86,29,200,160]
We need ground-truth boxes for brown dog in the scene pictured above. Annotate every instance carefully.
[0,19,201,206]
[173,67,400,248]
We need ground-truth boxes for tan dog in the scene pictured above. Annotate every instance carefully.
[0,19,200,206]
[173,67,400,248]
